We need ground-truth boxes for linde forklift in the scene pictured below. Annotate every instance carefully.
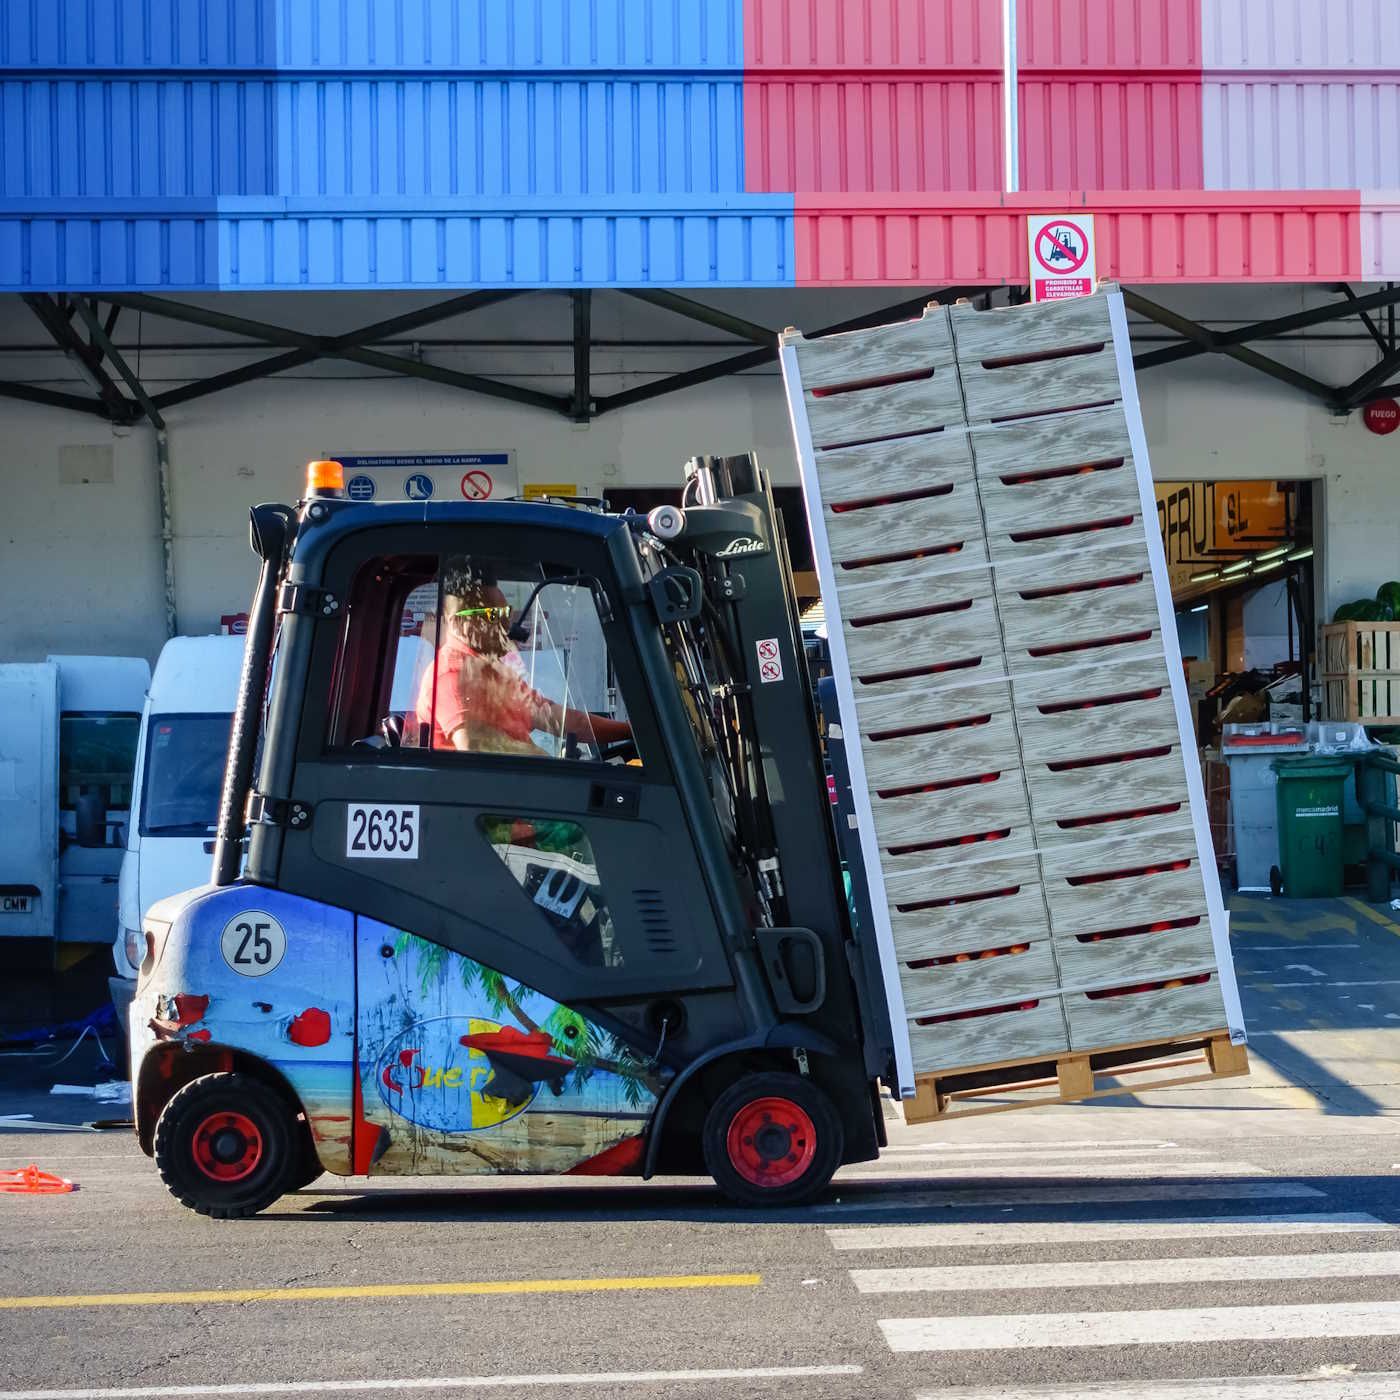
[129,454,898,1216]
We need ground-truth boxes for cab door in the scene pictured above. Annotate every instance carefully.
[264,519,742,1066]
[353,913,666,1177]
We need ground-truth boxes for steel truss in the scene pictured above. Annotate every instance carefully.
[7,284,1400,429]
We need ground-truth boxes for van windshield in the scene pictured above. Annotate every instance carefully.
[141,714,233,836]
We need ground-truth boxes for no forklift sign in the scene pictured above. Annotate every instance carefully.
[1028,214,1097,303]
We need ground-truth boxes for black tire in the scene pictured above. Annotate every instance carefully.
[153,1072,296,1218]
[288,1118,325,1192]
[1269,865,1284,898]
[702,1071,844,1208]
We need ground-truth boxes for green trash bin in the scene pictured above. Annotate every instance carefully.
[1271,756,1351,898]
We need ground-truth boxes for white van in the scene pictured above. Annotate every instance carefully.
[110,635,427,1023]
[110,637,246,1022]
[0,654,149,949]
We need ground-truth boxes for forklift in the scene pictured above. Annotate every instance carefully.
[130,454,898,1216]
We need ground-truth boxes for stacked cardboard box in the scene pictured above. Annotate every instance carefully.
[782,288,1245,1100]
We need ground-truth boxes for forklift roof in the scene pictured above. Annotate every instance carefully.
[294,498,627,549]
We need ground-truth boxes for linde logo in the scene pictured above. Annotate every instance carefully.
[716,536,767,557]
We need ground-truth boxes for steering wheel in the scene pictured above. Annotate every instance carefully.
[351,715,406,753]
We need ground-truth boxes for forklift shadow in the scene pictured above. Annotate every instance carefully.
[279,1168,1400,1226]
[297,1178,811,1224]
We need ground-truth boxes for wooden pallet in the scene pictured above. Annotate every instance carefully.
[903,1030,1248,1125]
[1322,621,1400,724]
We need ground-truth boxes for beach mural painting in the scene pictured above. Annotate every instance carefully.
[356,918,665,1176]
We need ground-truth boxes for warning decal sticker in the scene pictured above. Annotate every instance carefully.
[756,638,784,684]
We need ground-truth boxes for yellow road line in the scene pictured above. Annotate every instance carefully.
[0,1273,761,1310]
[1343,896,1400,938]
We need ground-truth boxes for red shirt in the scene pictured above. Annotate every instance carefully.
[415,637,552,750]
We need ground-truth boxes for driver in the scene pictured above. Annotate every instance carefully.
[416,562,632,757]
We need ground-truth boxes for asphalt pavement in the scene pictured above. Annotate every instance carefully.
[2,891,1399,1400]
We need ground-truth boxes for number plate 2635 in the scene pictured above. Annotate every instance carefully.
[346,804,420,860]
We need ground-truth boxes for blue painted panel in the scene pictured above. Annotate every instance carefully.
[0,0,777,288]
[273,0,742,71]
[2,0,277,67]
[0,198,794,289]
[0,76,745,199]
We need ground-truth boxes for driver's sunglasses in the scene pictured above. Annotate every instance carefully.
[454,605,511,620]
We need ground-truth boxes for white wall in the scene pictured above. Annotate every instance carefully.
[3,285,1399,663]
[0,369,798,659]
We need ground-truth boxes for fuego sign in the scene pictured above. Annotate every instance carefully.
[1028,214,1097,303]
[1364,398,1400,436]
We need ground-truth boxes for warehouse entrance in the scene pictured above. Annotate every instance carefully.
[1158,479,1318,742]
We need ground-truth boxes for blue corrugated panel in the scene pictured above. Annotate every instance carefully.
[275,0,742,70]
[0,196,793,289]
[0,73,744,198]
[2,0,276,67]
[3,0,738,68]
[0,0,790,288]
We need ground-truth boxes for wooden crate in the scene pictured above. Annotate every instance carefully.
[904,1030,1248,1124]
[1322,621,1400,724]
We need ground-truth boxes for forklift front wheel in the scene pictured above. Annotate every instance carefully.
[702,1072,843,1208]
[153,1072,296,1218]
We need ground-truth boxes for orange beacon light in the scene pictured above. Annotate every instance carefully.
[305,459,345,498]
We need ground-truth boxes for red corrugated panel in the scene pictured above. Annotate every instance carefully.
[794,191,1362,285]
[1019,0,1204,190]
[1020,74,1204,190]
[1021,0,1202,68]
[743,0,1004,193]
[745,0,1205,194]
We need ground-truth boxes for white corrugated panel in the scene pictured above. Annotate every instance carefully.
[1202,0,1400,69]
[1204,79,1400,189]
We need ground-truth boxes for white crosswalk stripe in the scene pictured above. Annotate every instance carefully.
[828,1212,1393,1250]
[847,1159,1267,1178]
[879,1139,1179,1153]
[816,1180,1321,1210]
[880,1299,1400,1351]
[867,1146,1199,1163]
[832,1134,1400,1390]
[852,1248,1400,1293]
[913,1374,1400,1400]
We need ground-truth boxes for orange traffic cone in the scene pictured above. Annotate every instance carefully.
[0,1165,75,1194]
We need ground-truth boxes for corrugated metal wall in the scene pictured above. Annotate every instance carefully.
[1018,0,1204,191]
[0,0,1397,289]
[743,0,1003,193]
[1202,0,1400,190]
[0,0,787,287]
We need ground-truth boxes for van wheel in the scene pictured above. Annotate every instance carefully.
[153,1072,295,1218]
[703,1072,843,1208]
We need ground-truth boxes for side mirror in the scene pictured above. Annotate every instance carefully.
[74,791,108,849]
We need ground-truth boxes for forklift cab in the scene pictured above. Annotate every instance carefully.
[130,458,892,1217]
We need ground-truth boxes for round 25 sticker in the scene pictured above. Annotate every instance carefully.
[220,912,287,977]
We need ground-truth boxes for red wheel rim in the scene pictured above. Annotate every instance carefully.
[726,1096,817,1189]
[190,1111,264,1183]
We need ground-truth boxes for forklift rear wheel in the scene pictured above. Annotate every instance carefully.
[153,1072,296,1218]
[702,1072,843,1208]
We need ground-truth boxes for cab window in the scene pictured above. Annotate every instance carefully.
[324,553,635,765]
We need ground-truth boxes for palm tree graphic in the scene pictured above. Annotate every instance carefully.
[392,930,664,1106]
